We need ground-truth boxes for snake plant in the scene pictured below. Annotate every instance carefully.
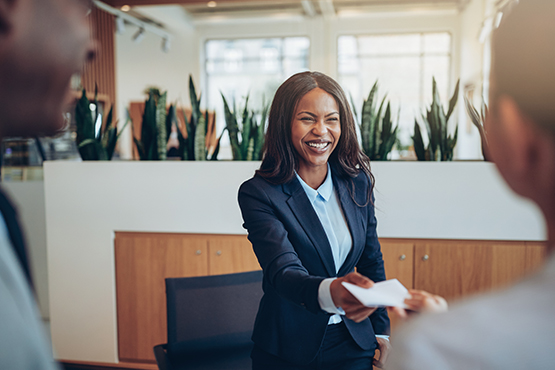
[464,96,489,161]
[132,89,170,160]
[75,87,127,160]
[412,78,460,161]
[175,75,221,161]
[221,93,269,161]
[353,81,398,161]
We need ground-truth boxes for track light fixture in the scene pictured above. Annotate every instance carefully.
[162,37,171,53]
[132,27,146,44]
[93,1,172,52]
[115,15,125,35]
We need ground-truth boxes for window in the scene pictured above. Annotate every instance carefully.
[338,32,452,148]
[205,37,310,158]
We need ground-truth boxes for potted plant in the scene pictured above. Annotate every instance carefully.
[412,78,460,161]
[352,81,398,161]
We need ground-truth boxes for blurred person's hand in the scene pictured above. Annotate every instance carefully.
[391,289,448,319]
[373,336,392,368]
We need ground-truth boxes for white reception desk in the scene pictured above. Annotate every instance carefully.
[42,161,544,363]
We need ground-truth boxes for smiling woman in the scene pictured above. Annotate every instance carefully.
[238,71,391,369]
[291,87,341,188]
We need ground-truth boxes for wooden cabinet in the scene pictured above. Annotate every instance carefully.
[114,232,260,363]
[380,239,547,330]
[115,234,547,364]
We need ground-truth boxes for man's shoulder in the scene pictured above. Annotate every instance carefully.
[388,269,555,369]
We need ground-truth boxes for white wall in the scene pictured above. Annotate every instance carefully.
[457,0,487,159]
[115,5,199,159]
[114,3,487,160]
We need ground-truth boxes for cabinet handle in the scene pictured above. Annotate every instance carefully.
[422,255,429,261]
[399,254,406,261]
[216,250,222,256]
[196,250,202,255]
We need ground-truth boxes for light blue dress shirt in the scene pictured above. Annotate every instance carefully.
[296,167,390,340]
[295,165,351,324]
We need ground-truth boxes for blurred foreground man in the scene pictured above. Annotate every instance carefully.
[0,0,96,368]
[387,1,555,369]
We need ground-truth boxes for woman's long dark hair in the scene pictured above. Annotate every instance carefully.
[257,71,374,202]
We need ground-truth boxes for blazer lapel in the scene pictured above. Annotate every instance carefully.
[333,175,365,276]
[283,178,337,277]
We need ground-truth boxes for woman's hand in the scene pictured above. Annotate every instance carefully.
[330,272,377,323]
[391,289,448,319]
[373,337,392,369]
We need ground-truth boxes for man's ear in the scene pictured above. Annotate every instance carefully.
[0,0,15,35]
[496,96,541,175]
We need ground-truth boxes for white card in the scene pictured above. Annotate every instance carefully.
[342,278,410,308]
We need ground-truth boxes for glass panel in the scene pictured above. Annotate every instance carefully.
[338,32,452,149]
[423,33,451,54]
[338,35,357,57]
[205,37,310,158]
[357,34,421,56]
[423,56,451,106]
[283,37,310,57]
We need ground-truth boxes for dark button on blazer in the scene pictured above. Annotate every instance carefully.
[238,167,390,365]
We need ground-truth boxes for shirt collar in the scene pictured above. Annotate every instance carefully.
[295,164,333,203]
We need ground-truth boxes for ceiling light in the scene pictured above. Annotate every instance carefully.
[132,27,146,44]
[115,16,125,35]
[207,1,217,8]
[120,5,130,12]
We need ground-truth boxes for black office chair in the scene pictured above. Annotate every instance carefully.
[154,270,263,370]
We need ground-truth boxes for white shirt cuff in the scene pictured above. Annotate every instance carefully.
[375,335,390,341]
[318,278,346,315]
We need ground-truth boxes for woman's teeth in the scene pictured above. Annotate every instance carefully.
[307,142,328,149]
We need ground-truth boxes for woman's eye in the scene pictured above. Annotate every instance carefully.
[300,117,314,121]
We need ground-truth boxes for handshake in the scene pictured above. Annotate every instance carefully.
[330,272,448,323]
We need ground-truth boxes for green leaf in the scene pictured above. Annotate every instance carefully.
[222,92,241,160]
[246,137,255,161]
[360,81,378,156]
[446,79,460,121]
[141,92,158,160]
[133,137,145,160]
[156,91,168,160]
[255,103,269,160]
[189,75,200,125]
[371,96,386,159]
[412,121,426,161]
[194,113,206,161]
[166,105,175,143]
[464,96,489,161]
[210,127,226,161]
[241,113,252,161]
[377,103,393,160]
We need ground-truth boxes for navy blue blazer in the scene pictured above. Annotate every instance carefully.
[238,167,390,365]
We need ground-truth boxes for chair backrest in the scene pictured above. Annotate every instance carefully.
[165,270,263,356]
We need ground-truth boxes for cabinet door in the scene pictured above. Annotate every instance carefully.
[379,239,414,289]
[413,241,530,302]
[208,235,261,275]
[379,239,414,331]
[115,232,208,363]
[526,241,548,272]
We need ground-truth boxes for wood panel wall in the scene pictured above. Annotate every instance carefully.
[82,7,116,114]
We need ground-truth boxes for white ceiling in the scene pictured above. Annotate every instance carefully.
[180,0,470,18]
